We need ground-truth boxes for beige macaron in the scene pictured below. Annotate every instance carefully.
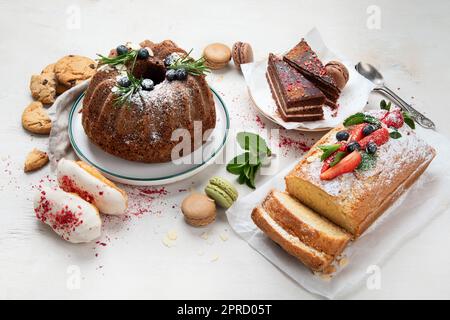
[181,193,216,227]
[203,43,231,70]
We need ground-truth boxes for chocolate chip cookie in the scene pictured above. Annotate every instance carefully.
[41,63,56,75]
[24,149,49,172]
[54,55,96,88]
[22,101,52,134]
[41,62,70,94]
[30,73,56,104]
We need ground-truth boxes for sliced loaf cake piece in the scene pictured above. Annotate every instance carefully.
[251,206,334,272]
[262,189,351,257]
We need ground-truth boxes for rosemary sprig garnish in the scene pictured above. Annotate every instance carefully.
[168,49,210,76]
[114,72,142,107]
[97,49,138,67]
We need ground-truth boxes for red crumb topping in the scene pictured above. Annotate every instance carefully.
[279,136,311,152]
[302,53,327,76]
[275,59,317,97]
[139,187,168,196]
[35,191,83,238]
[122,186,170,217]
[255,115,266,129]
[60,175,95,204]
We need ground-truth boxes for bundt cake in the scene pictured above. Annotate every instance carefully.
[82,40,216,163]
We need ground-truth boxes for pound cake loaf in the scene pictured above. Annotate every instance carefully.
[285,108,436,236]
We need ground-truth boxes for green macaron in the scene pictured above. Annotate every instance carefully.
[204,176,238,209]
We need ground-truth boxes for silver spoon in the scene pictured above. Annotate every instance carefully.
[355,62,435,129]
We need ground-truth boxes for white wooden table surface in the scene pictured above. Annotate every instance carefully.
[1,0,449,299]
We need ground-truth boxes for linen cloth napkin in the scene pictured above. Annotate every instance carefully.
[47,81,89,169]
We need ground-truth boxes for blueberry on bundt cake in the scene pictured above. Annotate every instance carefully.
[82,40,216,163]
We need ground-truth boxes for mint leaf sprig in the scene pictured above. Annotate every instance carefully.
[168,49,210,76]
[318,144,341,161]
[402,111,415,129]
[343,113,381,127]
[114,72,142,107]
[389,129,402,139]
[330,151,347,167]
[226,132,271,189]
[357,152,377,171]
[380,99,392,111]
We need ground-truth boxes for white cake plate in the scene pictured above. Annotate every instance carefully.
[68,88,229,186]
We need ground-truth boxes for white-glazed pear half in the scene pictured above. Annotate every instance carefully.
[34,186,102,243]
[56,158,128,215]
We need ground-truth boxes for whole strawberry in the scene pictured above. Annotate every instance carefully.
[382,109,404,129]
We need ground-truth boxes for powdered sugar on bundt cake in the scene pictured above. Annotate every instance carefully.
[82,40,216,163]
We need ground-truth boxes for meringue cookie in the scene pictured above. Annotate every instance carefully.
[57,159,128,215]
[34,186,101,243]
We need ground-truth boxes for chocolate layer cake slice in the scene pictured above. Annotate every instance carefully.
[284,40,340,108]
[266,53,325,122]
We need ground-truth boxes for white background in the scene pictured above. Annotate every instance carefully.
[0,0,449,299]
